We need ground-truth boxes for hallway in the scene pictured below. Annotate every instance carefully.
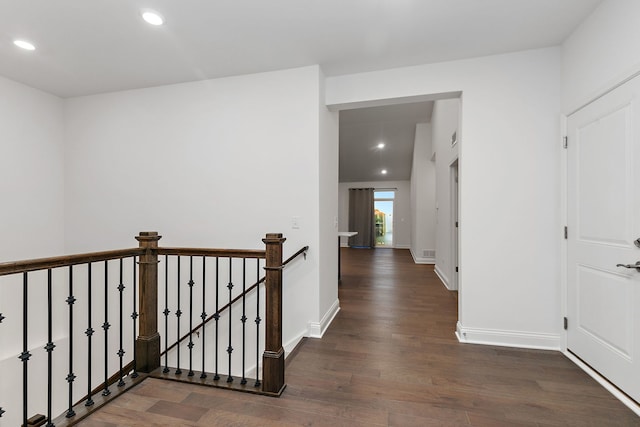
[77,249,637,426]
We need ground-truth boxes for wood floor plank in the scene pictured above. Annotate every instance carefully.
[74,248,638,426]
[146,399,209,422]
[78,404,199,427]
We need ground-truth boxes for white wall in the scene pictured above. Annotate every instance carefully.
[563,0,640,113]
[63,65,330,351]
[0,75,66,427]
[0,75,65,260]
[328,47,563,349]
[409,123,436,263]
[338,180,411,248]
[432,99,460,289]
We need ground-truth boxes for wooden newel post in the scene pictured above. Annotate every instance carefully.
[262,233,286,395]
[135,231,162,373]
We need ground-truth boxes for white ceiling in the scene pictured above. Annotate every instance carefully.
[0,0,602,182]
[340,102,434,182]
[0,0,601,98]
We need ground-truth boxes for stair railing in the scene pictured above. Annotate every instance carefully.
[0,232,307,427]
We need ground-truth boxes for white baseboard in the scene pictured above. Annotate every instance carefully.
[245,329,306,379]
[395,244,410,249]
[456,322,560,351]
[308,299,340,338]
[564,351,640,416]
[340,243,349,248]
[434,265,451,289]
[409,248,435,264]
[283,329,308,356]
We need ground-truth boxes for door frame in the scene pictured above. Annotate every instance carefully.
[374,189,396,248]
[450,159,459,291]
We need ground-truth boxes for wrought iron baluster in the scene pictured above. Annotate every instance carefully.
[255,259,262,387]
[102,260,111,396]
[20,272,31,426]
[163,254,170,373]
[85,263,94,406]
[117,258,125,387]
[214,257,220,381]
[66,267,76,418]
[200,256,207,379]
[175,256,182,375]
[188,256,195,377]
[45,269,55,427]
[227,258,233,383]
[131,256,139,378]
[241,259,247,385]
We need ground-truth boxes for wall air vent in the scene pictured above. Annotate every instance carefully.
[423,250,436,258]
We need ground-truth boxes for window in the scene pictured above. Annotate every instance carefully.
[374,190,395,247]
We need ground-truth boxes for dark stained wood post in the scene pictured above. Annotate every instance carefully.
[135,231,162,373]
[262,233,286,395]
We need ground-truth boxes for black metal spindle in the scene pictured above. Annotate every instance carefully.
[188,256,195,377]
[200,256,207,379]
[175,256,182,375]
[85,263,94,406]
[163,254,170,373]
[213,257,220,381]
[241,259,247,385]
[20,272,31,426]
[102,261,111,396]
[66,267,76,418]
[227,258,234,383]
[255,259,261,387]
[45,269,55,426]
[131,256,139,379]
[117,258,125,387]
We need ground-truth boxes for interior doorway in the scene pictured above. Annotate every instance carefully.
[334,92,462,335]
[374,190,395,247]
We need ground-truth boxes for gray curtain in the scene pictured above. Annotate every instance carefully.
[348,188,375,248]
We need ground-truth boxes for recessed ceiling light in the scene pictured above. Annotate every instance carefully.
[377,143,385,149]
[381,169,388,175]
[142,10,164,26]
[14,40,36,51]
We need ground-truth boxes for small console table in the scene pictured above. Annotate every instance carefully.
[337,231,358,280]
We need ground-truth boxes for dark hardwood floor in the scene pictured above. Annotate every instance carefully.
[78,248,639,426]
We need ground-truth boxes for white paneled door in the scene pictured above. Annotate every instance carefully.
[567,75,640,403]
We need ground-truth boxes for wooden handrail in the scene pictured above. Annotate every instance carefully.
[283,246,308,266]
[158,247,265,259]
[0,248,145,277]
[160,245,309,357]
[0,245,289,278]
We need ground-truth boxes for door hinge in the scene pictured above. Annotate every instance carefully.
[564,226,568,239]
[563,136,568,149]
[455,266,459,273]
[455,221,459,228]
[564,317,568,330]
